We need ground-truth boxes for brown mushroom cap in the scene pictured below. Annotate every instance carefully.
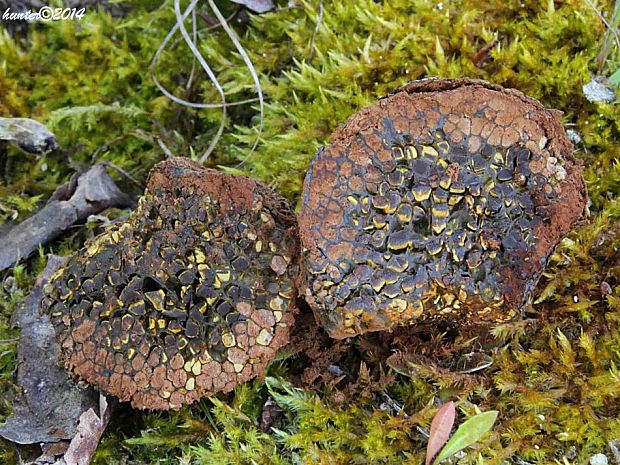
[42,157,299,409]
[299,78,587,339]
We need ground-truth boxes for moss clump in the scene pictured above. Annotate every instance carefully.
[0,0,619,463]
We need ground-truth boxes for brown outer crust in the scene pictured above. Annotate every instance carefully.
[299,78,587,338]
[147,157,298,229]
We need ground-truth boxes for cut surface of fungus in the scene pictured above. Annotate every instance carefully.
[299,78,587,339]
[42,157,299,409]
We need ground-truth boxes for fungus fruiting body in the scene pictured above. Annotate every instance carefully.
[42,158,299,409]
[299,78,587,339]
[41,80,589,406]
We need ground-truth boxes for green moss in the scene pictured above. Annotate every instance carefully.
[0,0,619,463]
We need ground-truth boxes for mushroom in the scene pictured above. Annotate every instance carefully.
[299,78,587,339]
[41,79,589,407]
[42,157,299,409]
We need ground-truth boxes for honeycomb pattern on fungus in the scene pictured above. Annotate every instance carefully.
[42,158,299,409]
[299,78,587,339]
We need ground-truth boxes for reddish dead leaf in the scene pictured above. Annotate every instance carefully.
[64,395,112,465]
[425,401,456,465]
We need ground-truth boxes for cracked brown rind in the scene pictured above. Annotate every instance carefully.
[42,157,300,410]
[300,78,587,339]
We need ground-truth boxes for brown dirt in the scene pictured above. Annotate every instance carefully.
[299,78,587,339]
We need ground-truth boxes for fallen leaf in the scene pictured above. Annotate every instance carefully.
[0,256,99,445]
[425,401,456,465]
[63,395,112,465]
[230,0,274,13]
[0,117,57,155]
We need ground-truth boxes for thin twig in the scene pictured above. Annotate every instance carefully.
[99,161,144,189]
[308,0,324,62]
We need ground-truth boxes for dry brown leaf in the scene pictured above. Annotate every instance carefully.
[425,400,456,465]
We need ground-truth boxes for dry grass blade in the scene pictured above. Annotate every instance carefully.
[100,161,144,189]
[206,0,265,165]
[186,7,197,91]
[586,0,620,72]
[173,0,226,161]
[150,0,265,162]
[308,0,324,61]
[150,2,252,109]
[157,137,175,158]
